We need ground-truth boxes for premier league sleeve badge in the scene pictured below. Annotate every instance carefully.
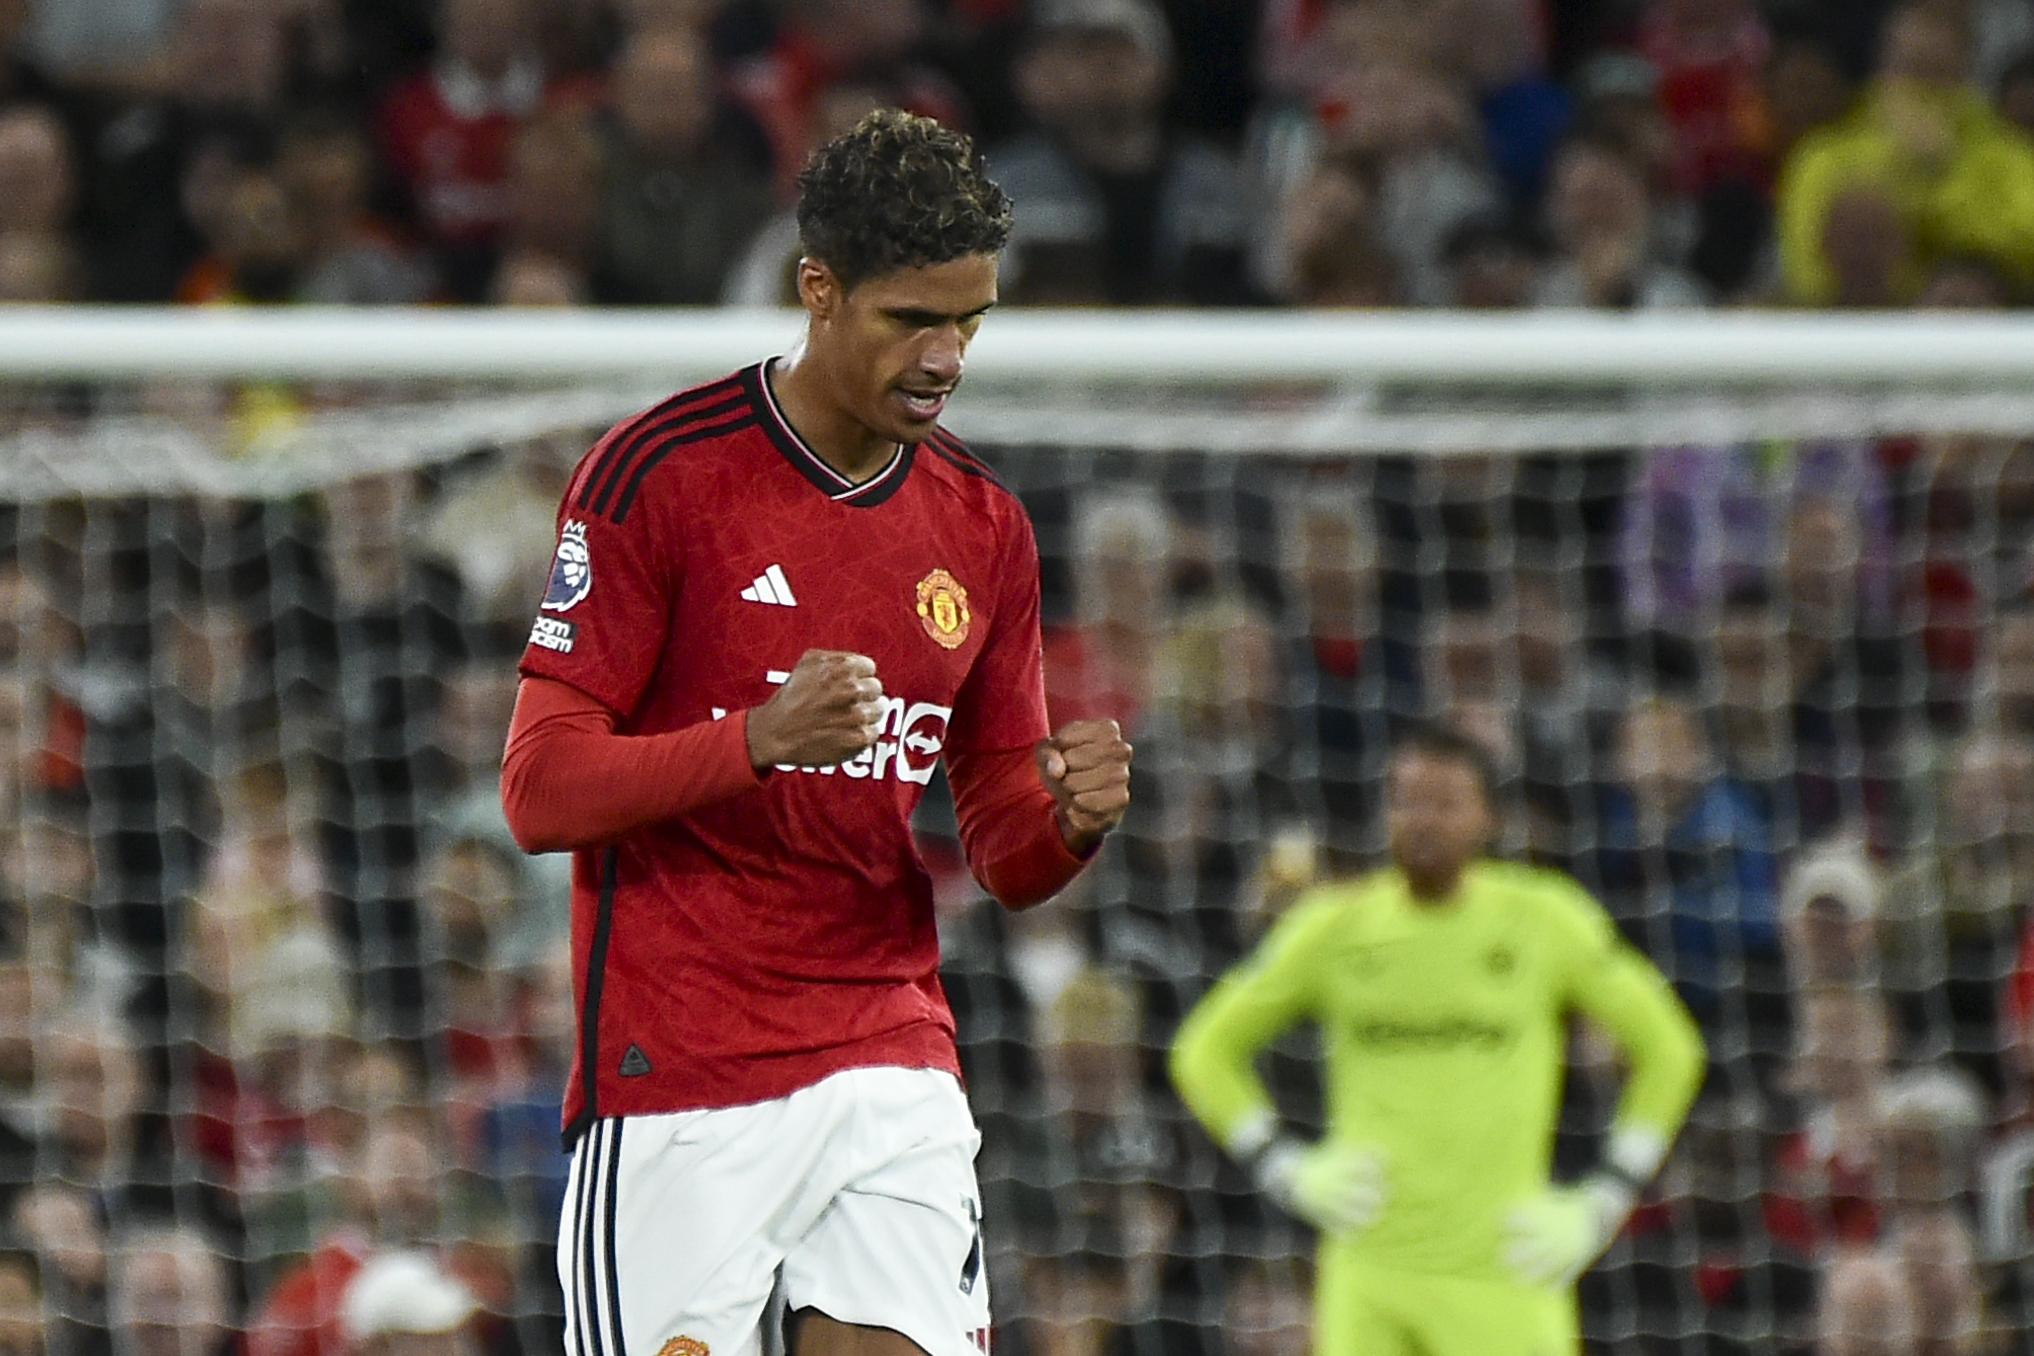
[542,520,593,612]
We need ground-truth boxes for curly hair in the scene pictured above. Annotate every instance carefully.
[795,109,1012,290]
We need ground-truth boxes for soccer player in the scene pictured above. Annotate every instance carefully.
[1169,723,1705,1356]
[499,111,1132,1356]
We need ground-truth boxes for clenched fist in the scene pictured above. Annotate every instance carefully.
[747,650,885,770]
[1036,719,1132,853]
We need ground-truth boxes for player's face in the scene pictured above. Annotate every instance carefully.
[1384,750,1492,894]
[821,253,998,445]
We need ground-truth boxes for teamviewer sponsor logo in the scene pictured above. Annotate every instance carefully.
[830,696,948,783]
[529,616,577,653]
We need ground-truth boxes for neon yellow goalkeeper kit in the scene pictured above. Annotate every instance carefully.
[1170,859,1705,1356]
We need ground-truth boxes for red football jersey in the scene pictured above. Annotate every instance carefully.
[519,363,1052,1135]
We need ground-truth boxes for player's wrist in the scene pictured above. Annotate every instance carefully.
[1053,804,1109,858]
[744,706,785,771]
[1601,1123,1669,1190]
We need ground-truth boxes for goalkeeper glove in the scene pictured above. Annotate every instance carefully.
[1500,1178,1632,1288]
[1227,1112,1387,1236]
[1501,1123,1667,1288]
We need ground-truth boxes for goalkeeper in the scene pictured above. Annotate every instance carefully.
[1170,723,1705,1356]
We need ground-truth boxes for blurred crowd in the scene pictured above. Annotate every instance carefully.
[5,417,2034,1355]
[1,0,2033,310]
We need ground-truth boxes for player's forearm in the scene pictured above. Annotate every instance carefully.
[1589,953,1708,1153]
[1168,989,1282,1153]
[946,746,1092,909]
[501,676,761,852]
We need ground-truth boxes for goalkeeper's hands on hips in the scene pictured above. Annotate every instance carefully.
[1502,1125,1665,1287]
[1261,1139,1389,1236]
[1226,1111,1388,1237]
[1037,719,1132,852]
[1501,1179,1632,1287]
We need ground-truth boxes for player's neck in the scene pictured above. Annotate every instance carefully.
[1400,862,1469,906]
[767,351,901,484]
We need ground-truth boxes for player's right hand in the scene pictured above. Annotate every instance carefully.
[1258,1139,1388,1236]
[745,649,886,770]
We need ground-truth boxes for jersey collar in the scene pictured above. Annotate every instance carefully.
[747,361,916,508]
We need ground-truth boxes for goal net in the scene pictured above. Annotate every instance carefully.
[1,307,2030,1356]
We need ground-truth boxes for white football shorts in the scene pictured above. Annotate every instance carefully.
[558,1065,992,1356]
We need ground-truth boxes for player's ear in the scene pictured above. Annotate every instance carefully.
[796,258,843,320]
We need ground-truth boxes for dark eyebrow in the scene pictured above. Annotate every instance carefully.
[883,301,997,327]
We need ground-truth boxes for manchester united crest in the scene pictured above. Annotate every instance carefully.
[916,568,971,649]
[657,1338,709,1356]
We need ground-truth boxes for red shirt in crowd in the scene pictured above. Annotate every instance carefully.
[374,58,596,249]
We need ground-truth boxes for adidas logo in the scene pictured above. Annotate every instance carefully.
[740,564,797,607]
[619,1044,652,1077]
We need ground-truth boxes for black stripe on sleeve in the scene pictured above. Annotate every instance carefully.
[928,431,1007,489]
[589,392,750,518]
[611,415,760,524]
[603,1119,629,1356]
[576,378,745,513]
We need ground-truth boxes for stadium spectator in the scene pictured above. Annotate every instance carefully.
[1630,0,1772,200]
[993,0,1253,306]
[727,0,963,190]
[374,0,584,302]
[1617,1089,1818,1348]
[1281,487,1403,853]
[719,76,908,305]
[1816,1250,1919,1356]
[107,1226,235,1356]
[1888,1208,1987,1356]
[1221,1253,1311,1356]
[1779,840,1884,990]
[1895,728,2034,1087]
[493,108,604,303]
[1534,133,1705,307]
[1598,692,1782,1051]
[1500,568,1629,866]
[418,445,573,649]
[1780,987,1894,1246]
[468,933,571,1321]
[1619,440,1894,636]
[0,104,77,295]
[0,1247,45,1356]
[175,168,308,305]
[1776,1,2034,307]
[1268,58,1505,308]
[338,1251,480,1356]
[12,1182,106,1356]
[1878,1067,1989,1223]
[594,24,775,306]
[36,1013,154,1210]
[65,0,298,302]
[1999,50,2034,139]
[1270,162,1401,306]
[244,1108,510,1356]
[277,112,434,306]
[0,0,56,111]
[419,833,522,1092]
[1043,486,1174,737]
[1018,968,1196,1356]
[1439,209,1546,307]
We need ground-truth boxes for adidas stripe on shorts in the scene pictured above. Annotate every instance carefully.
[559,1066,992,1356]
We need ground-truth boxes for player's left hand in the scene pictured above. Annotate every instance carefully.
[1500,1179,1633,1288]
[1036,719,1132,853]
